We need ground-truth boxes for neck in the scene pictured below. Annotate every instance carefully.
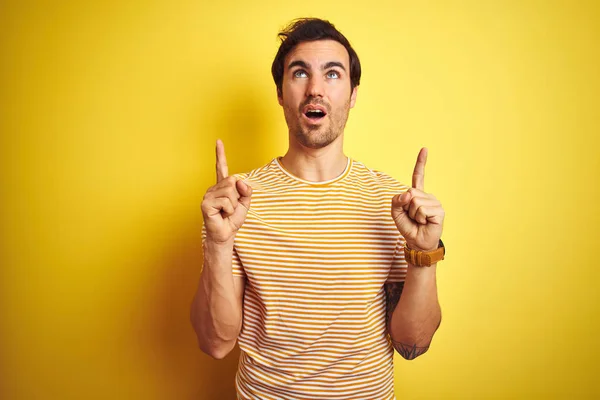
[280,134,347,182]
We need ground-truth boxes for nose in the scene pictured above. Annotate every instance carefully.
[306,75,324,97]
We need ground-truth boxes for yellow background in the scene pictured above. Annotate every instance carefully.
[1,1,599,399]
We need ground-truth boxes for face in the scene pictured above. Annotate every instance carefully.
[278,40,358,149]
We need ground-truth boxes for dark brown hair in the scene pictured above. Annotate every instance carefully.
[271,18,361,97]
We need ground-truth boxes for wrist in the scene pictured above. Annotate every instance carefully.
[404,240,439,252]
[407,244,438,252]
[203,239,234,264]
[204,237,234,251]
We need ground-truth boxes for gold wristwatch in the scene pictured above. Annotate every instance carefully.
[404,239,445,267]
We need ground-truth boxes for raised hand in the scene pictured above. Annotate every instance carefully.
[201,139,253,245]
[391,148,445,252]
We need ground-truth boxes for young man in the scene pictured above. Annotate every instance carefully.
[191,18,445,399]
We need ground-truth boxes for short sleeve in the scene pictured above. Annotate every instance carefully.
[386,237,408,283]
[231,247,245,278]
[201,222,246,278]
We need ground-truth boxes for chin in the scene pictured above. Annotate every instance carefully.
[296,129,339,149]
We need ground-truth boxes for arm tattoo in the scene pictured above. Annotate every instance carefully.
[384,282,404,328]
[384,282,430,360]
[389,340,430,360]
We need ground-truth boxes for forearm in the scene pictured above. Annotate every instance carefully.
[389,264,441,354]
[191,240,242,358]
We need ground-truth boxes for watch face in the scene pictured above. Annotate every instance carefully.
[439,239,445,255]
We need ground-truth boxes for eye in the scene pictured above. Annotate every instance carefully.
[326,70,340,79]
[293,70,308,78]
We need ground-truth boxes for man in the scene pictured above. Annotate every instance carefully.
[191,18,445,399]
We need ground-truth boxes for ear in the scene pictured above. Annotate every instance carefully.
[277,88,283,106]
[350,86,358,109]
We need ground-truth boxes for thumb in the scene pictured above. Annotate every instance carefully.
[236,179,253,209]
[392,191,412,210]
[392,191,416,236]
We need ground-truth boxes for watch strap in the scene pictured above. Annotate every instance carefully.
[404,239,445,267]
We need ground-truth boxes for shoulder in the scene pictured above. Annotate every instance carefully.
[232,158,279,181]
[350,159,409,193]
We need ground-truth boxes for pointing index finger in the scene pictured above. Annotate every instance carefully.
[412,147,428,191]
[216,139,229,182]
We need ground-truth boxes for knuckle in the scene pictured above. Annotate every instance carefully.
[226,186,238,198]
[225,196,235,207]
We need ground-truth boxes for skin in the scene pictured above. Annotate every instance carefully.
[387,148,444,359]
[191,140,250,359]
[392,147,445,253]
[278,40,357,150]
[277,40,357,183]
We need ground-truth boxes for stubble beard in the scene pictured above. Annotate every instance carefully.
[285,97,351,150]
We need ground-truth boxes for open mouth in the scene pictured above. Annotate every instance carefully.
[303,106,328,121]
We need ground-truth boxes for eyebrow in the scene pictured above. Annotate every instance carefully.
[287,60,347,72]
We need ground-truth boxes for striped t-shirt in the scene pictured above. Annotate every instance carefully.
[204,156,409,399]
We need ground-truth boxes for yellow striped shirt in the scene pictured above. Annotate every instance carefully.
[204,156,409,399]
